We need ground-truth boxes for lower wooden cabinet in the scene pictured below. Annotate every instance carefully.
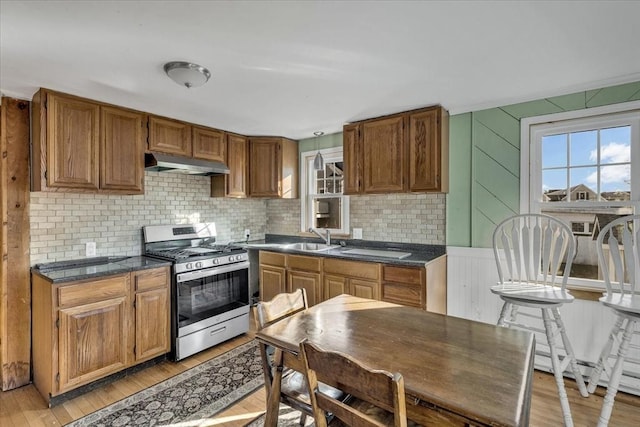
[287,255,322,306]
[259,251,287,302]
[32,266,170,403]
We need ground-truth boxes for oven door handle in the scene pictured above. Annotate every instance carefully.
[176,261,250,283]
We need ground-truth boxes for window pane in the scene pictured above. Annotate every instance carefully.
[569,130,597,166]
[542,134,567,168]
[542,169,567,200]
[600,164,631,193]
[569,167,598,200]
[600,126,631,165]
[313,197,342,229]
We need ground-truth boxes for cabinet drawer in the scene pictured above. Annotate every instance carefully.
[323,258,379,280]
[383,265,424,285]
[58,274,128,307]
[260,251,286,267]
[133,267,169,292]
[382,282,423,308]
[288,254,321,272]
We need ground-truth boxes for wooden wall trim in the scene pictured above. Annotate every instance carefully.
[0,97,31,390]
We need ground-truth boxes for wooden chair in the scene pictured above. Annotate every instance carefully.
[300,339,410,427]
[254,289,348,425]
[587,214,640,427]
[491,213,588,427]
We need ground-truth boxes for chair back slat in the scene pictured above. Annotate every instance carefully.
[255,288,308,329]
[596,215,639,296]
[493,213,575,289]
[301,340,408,427]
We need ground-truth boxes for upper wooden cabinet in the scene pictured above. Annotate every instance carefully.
[248,137,298,198]
[31,89,145,194]
[147,115,191,156]
[226,134,249,197]
[192,126,226,162]
[343,105,449,194]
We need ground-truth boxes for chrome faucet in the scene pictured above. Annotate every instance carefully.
[308,227,331,245]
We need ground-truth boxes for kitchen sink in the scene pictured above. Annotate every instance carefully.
[341,248,412,259]
[283,242,340,252]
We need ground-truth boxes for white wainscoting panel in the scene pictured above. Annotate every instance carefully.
[447,246,640,395]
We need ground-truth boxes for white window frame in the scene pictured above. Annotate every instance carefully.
[521,101,640,289]
[299,146,350,235]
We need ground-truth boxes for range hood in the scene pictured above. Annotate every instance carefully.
[145,153,229,176]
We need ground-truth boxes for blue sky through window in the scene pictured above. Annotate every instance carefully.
[541,125,631,196]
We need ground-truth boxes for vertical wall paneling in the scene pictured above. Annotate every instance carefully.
[0,98,31,390]
[446,113,472,246]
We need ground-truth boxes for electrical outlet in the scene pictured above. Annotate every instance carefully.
[244,228,251,238]
[85,242,96,257]
[352,228,363,239]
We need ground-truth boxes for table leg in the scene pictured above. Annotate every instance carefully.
[264,348,284,427]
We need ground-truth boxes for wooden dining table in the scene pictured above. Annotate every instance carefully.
[255,294,535,427]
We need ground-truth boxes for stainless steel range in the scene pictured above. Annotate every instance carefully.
[143,223,249,361]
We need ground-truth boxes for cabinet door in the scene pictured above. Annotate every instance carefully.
[349,278,380,300]
[58,297,127,392]
[46,92,100,189]
[323,274,348,301]
[288,270,322,306]
[362,116,406,193]
[381,265,425,309]
[408,108,442,192]
[193,126,226,162]
[100,106,144,193]
[227,134,248,197]
[343,123,362,194]
[135,288,170,361]
[249,138,281,197]
[148,116,191,156]
[260,265,287,302]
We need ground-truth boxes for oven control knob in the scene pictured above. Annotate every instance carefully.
[195,262,203,269]
[235,255,243,261]
[213,258,219,265]
[228,256,234,263]
[186,263,193,270]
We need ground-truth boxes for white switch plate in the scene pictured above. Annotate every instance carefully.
[85,242,96,257]
[352,228,363,239]
[244,229,251,237]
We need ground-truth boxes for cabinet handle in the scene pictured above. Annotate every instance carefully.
[210,326,226,336]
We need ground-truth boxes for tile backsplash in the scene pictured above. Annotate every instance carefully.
[30,173,446,265]
[29,172,267,265]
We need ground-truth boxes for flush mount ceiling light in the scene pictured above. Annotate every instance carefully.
[163,61,211,88]
[313,131,325,171]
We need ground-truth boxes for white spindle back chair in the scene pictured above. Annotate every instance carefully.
[588,214,640,427]
[492,213,588,427]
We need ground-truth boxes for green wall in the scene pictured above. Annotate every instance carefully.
[298,132,343,152]
[448,80,640,248]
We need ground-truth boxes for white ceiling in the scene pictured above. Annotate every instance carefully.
[2,1,640,140]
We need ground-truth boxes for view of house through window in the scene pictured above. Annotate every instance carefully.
[526,108,639,286]
[300,147,349,235]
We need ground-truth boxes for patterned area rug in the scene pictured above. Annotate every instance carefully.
[65,340,264,427]
[245,404,314,426]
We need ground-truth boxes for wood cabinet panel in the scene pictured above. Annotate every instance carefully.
[148,116,191,156]
[135,288,169,361]
[408,108,447,192]
[46,92,100,189]
[100,106,144,193]
[193,126,225,161]
[249,138,281,197]
[382,265,425,309]
[323,274,348,300]
[350,278,380,300]
[58,297,128,391]
[362,115,406,193]
[323,258,379,281]
[287,270,322,306]
[226,134,248,197]
[133,267,169,292]
[260,251,286,267]
[288,254,321,273]
[58,275,128,308]
[343,123,361,194]
[259,265,287,302]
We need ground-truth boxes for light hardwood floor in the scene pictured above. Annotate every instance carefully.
[1,329,639,426]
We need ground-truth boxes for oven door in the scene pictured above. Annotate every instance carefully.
[175,261,249,335]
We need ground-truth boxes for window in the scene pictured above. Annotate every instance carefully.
[300,147,349,234]
[522,103,640,288]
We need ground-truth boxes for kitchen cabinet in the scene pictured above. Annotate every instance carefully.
[31,88,145,194]
[343,105,449,195]
[147,115,191,156]
[249,137,298,198]
[31,266,170,403]
[259,251,287,302]
[323,258,381,300]
[381,265,425,309]
[211,133,248,198]
[192,125,226,162]
[287,254,322,306]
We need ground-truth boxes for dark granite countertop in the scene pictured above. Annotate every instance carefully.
[244,234,446,267]
[31,256,172,283]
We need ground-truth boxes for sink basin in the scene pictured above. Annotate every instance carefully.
[342,248,412,259]
[283,243,340,252]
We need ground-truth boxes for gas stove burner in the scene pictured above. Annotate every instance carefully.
[145,245,240,261]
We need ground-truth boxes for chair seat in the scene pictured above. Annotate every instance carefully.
[491,282,575,304]
[281,368,348,408]
[600,294,640,316]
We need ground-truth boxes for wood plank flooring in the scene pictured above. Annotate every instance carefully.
[1,329,638,426]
